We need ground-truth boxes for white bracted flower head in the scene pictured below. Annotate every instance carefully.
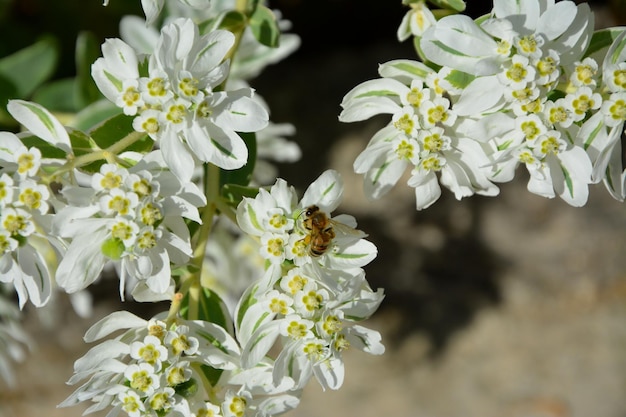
[600,92,626,127]
[543,99,575,129]
[603,62,626,93]
[61,311,247,416]
[124,362,161,396]
[54,156,205,298]
[130,334,169,370]
[569,57,599,89]
[563,85,602,122]
[92,18,269,182]
[165,325,200,357]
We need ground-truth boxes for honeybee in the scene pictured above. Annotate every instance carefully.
[299,205,365,257]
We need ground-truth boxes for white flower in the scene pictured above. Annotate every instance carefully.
[118,389,145,417]
[397,1,437,41]
[129,334,169,370]
[125,362,161,395]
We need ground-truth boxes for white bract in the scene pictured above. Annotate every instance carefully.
[53,156,206,299]
[340,0,623,208]
[236,170,384,391]
[59,311,300,417]
[117,5,303,185]
[92,18,269,182]
[340,59,499,209]
[0,99,76,308]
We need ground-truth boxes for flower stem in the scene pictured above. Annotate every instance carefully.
[51,131,147,180]
[185,163,221,320]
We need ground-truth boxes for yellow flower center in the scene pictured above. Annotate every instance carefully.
[393,113,415,135]
[269,297,289,315]
[612,69,626,90]
[518,36,538,55]
[302,290,323,312]
[147,77,167,98]
[141,203,162,226]
[111,222,134,241]
[17,153,35,175]
[3,214,28,235]
[286,320,309,339]
[108,195,131,215]
[287,275,307,295]
[179,77,199,98]
[19,188,42,210]
[166,103,187,124]
[507,63,527,83]
[421,155,443,171]
[138,344,161,364]
[122,86,141,107]
[422,133,444,152]
[609,99,626,121]
[100,172,122,189]
[395,139,415,160]
[521,121,542,140]
[540,136,561,155]
[229,396,247,417]
[129,370,153,393]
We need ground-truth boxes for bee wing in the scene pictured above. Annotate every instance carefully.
[331,215,367,239]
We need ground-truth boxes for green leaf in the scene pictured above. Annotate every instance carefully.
[75,31,103,108]
[70,100,122,131]
[218,10,247,33]
[0,74,17,127]
[427,0,466,12]
[72,113,153,172]
[89,113,153,153]
[173,378,198,398]
[0,36,59,98]
[31,78,77,112]
[584,28,624,59]
[69,129,98,156]
[245,0,262,15]
[180,287,233,333]
[219,132,256,188]
[249,5,280,48]
[200,364,223,387]
[444,69,475,89]
[221,184,260,208]
[19,134,67,159]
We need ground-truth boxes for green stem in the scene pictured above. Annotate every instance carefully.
[185,163,221,320]
[51,131,146,180]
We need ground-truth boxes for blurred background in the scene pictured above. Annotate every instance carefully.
[2,1,626,417]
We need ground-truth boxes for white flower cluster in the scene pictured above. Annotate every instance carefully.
[341,0,626,208]
[53,157,206,299]
[60,311,299,417]
[340,60,498,209]
[236,170,384,391]
[0,1,384,415]
[115,0,303,186]
[93,17,269,183]
[0,127,57,308]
